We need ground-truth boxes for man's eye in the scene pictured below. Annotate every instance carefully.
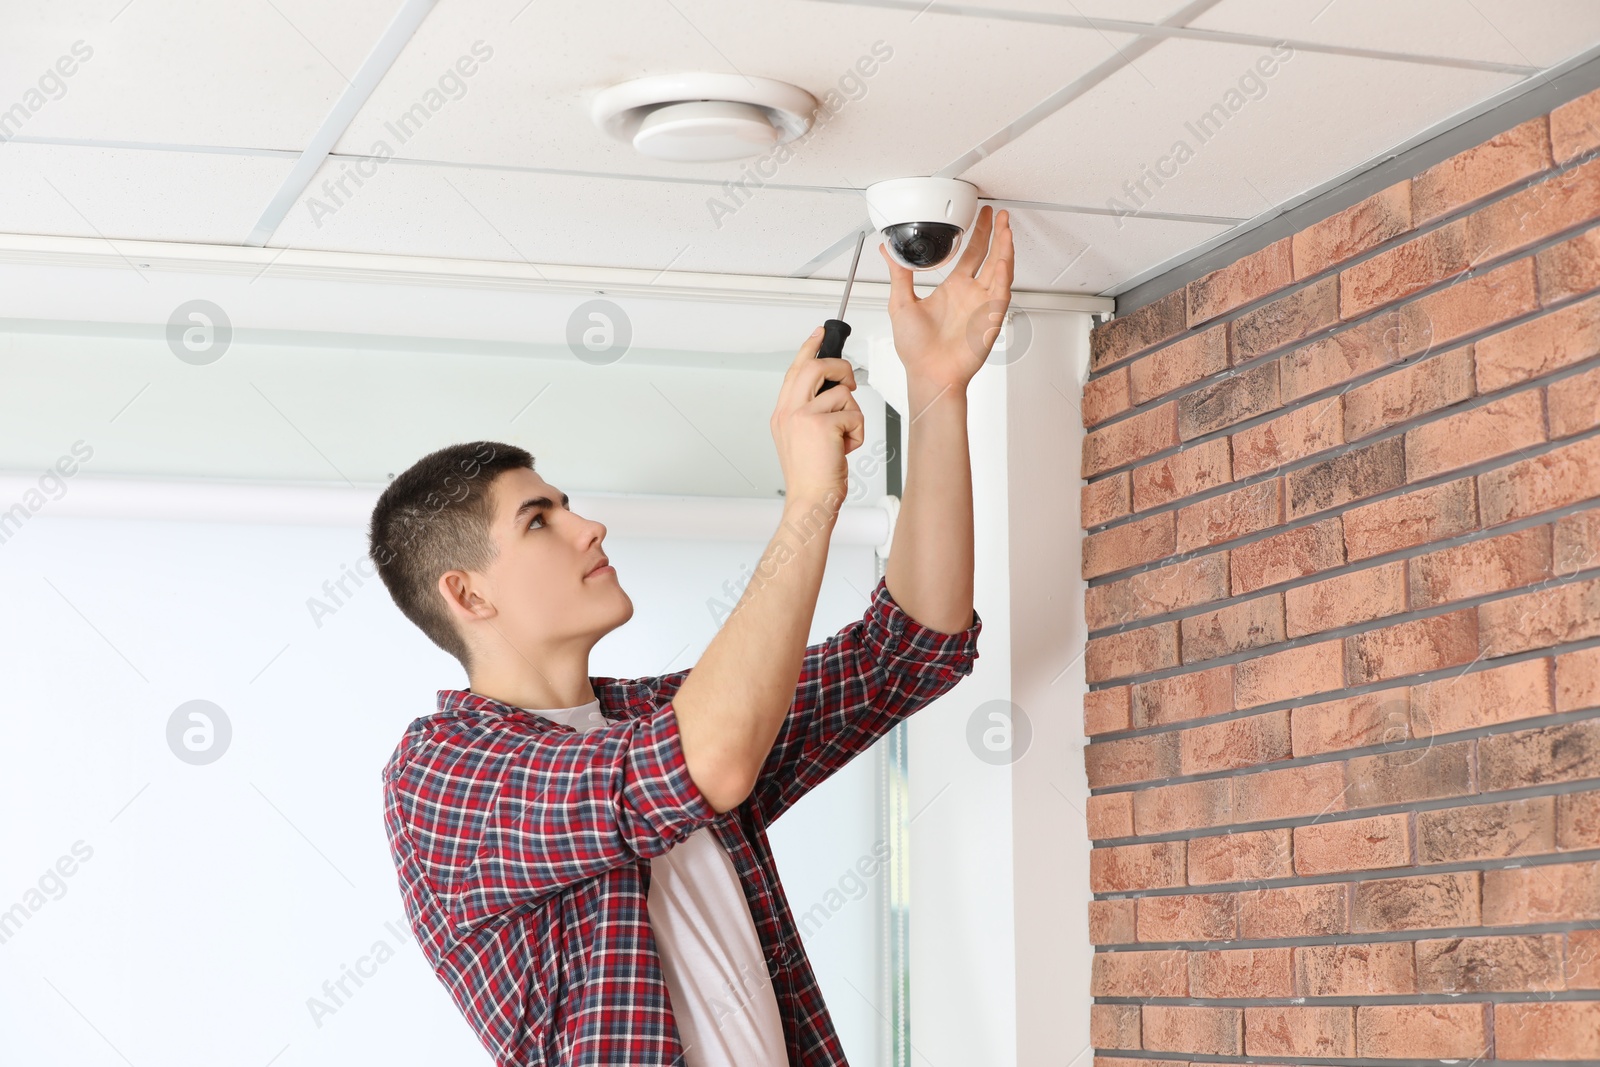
[528,513,545,530]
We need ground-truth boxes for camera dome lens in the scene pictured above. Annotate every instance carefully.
[882,222,963,270]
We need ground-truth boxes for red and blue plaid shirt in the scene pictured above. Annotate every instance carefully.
[382,574,982,1066]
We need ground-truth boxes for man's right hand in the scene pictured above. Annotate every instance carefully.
[771,326,864,508]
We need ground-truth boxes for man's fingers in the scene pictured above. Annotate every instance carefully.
[976,208,1014,293]
[879,242,918,308]
[952,204,993,279]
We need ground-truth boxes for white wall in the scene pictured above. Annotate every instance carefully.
[0,511,893,1065]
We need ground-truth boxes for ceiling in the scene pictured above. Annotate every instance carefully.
[3,0,1599,299]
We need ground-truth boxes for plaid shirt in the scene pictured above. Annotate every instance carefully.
[382,574,982,1066]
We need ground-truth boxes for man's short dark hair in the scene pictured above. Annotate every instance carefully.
[367,440,534,673]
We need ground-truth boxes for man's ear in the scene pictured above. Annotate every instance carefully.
[439,570,496,623]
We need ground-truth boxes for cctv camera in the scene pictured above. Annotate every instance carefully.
[864,177,979,271]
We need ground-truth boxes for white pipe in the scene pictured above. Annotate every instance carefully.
[0,471,894,547]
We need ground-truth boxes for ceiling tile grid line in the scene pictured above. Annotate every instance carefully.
[795,0,1228,278]
[243,0,440,247]
[816,0,1541,74]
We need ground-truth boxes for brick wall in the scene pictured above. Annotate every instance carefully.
[1079,87,1600,1065]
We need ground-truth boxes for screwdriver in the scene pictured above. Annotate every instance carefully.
[815,228,867,393]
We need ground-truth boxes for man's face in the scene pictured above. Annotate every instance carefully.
[467,468,632,656]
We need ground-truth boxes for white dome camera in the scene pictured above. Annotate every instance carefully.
[864,177,980,271]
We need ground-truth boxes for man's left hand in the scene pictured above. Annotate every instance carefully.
[880,205,1015,395]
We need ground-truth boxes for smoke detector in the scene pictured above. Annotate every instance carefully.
[590,72,818,163]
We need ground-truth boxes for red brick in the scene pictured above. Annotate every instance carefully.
[1131,663,1234,728]
[1550,364,1600,437]
[1556,507,1600,574]
[1175,480,1281,552]
[1086,622,1180,682]
[1088,898,1135,944]
[1346,740,1475,809]
[1340,218,1472,319]
[1089,1004,1140,1050]
[1495,1002,1600,1061]
[1351,871,1480,932]
[1465,155,1600,263]
[1569,926,1600,987]
[1480,718,1600,791]
[1294,942,1415,995]
[1479,434,1600,525]
[1087,791,1135,840]
[1405,387,1547,481]
[1343,608,1479,685]
[1231,396,1342,478]
[1294,812,1410,875]
[1084,685,1132,735]
[1230,760,1347,823]
[1187,238,1293,326]
[1140,1005,1242,1056]
[1091,287,1186,371]
[1474,291,1600,391]
[1136,892,1236,942]
[1483,859,1600,924]
[1408,524,1553,607]
[1132,437,1231,512]
[1551,85,1600,163]
[1410,657,1553,737]
[1292,689,1411,757]
[1133,777,1233,834]
[1087,552,1230,630]
[1394,256,1540,360]
[1292,180,1412,279]
[1083,511,1176,579]
[1128,322,1227,404]
[1285,559,1407,637]
[1342,476,1478,560]
[1084,731,1180,789]
[1190,947,1292,998]
[1478,574,1600,656]
[1234,639,1344,708]
[1559,789,1600,849]
[1417,795,1556,863]
[1082,472,1130,527]
[1413,115,1554,224]
[1188,828,1291,885]
[1180,593,1285,662]
[1558,645,1600,712]
[1091,948,1188,997]
[1231,518,1345,594]
[1343,345,1474,441]
[1177,360,1279,440]
[1239,882,1346,938]
[1280,311,1406,401]
[1082,366,1130,427]
[1089,840,1187,892]
[1245,1006,1355,1058]
[1416,933,1564,992]
[1083,401,1179,477]
[1357,1004,1488,1059]
[1230,275,1340,363]
[1179,709,1291,775]
[1287,436,1405,519]
[1537,224,1600,304]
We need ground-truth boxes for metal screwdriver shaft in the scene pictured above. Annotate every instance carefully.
[816,228,867,392]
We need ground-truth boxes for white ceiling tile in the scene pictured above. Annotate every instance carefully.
[328,0,1133,188]
[1191,0,1600,69]
[938,0,1193,19]
[267,155,870,276]
[0,0,400,149]
[0,143,297,244]
[958,37,1519,220]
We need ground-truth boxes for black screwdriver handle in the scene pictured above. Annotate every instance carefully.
[815,318,852,392]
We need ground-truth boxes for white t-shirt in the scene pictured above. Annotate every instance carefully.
[526,698,789,1067]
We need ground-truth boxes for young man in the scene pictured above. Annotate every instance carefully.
[371,207,1013,1066]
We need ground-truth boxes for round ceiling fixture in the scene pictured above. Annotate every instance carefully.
[590,72,818,163]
